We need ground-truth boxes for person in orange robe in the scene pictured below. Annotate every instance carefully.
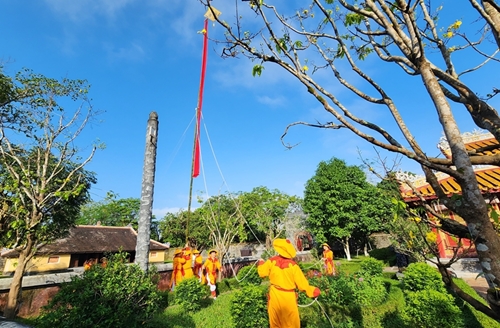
[180,247,194,281]
[258,238,321,328]
[170,249,184,291]
[202,249,223,299]
[321,243,335,276]
[192,249,204,283]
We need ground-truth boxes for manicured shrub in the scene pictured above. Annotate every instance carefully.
[230,285,268,328]
[36,252,166,328]
[353,276,388,306]
[236,264,261,286]
[358,257,384,277]
[174,276,209,312]
[402,289,463,328]
[401,262,445,292]
[300,271,387,308]
[217,277,240,293]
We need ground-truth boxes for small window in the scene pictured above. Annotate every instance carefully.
[48,256,60,264]
[150,251,157,258]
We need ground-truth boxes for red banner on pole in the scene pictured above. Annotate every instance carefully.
[193,19,209,178]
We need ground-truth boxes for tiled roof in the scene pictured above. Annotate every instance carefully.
[465,137,500,156]
[1,225,168,258]
[401,167,500,201]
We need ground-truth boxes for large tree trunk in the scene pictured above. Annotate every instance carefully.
[343,237,352,261]
[420,59,500,315]
[4,242,32,320]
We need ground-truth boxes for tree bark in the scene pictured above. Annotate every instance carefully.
[4,238,33,319]
[343,237,352,261]
[420,59,500,315]
[135,111,159,272]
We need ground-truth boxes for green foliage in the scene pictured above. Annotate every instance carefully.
[78,191,140,227]
[36,252,165,328]
[304,158,393,251]
[402,262,445,292]
[174,277,209,312]
[217,277,240,294]
[368,247,397,266]
[158,210,211,249]
[230,285,268,328]
[344,13,364,26]
[239,186,301,244]
[236,264,261,286]
[302,271,387,308]
[402,289,463,328]
[358,257,384,277]
[252,64,264,77]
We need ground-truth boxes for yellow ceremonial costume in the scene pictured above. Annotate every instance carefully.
[322,243,335,276]
[181,247,194,280]
[258,239,320,328]
[170,249,183,290]
[192,250,204,283]
[203,249,222,298]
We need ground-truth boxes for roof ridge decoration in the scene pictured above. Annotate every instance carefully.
[438,129,493,154]
[396,170,450,192]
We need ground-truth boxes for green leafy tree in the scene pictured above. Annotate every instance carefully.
[304,158,390,260]
[239,186,301,248]
[78,191,140,228]
[158,210,211,250]
[202,0,500,317]
[0,68,99,319]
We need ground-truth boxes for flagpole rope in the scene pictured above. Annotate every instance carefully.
[200,116,273,283]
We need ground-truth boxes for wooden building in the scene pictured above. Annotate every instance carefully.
[398,131,500,258]
[1,225,169,274]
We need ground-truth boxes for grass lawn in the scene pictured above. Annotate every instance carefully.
[156,259,500,328]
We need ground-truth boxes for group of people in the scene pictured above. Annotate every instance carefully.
[170,247,223,299]
[168,240,334,327]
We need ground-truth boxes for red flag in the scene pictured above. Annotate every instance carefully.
[193,19,209,178]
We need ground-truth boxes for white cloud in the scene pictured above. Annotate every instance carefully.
[103,42,146,62]
[257,95,287,108]
[44,0,136,22]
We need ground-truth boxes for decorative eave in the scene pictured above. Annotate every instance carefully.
[438,130,500,158]
[398,166,500,202]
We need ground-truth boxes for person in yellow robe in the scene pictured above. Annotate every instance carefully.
[170,249,183,291]
[192,249,204,283]
[180,247,194,281]
[258,238,321,328]
[321,243,335,276]
[202,249,223,299]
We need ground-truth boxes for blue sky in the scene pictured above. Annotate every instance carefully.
[1,0,498,218]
